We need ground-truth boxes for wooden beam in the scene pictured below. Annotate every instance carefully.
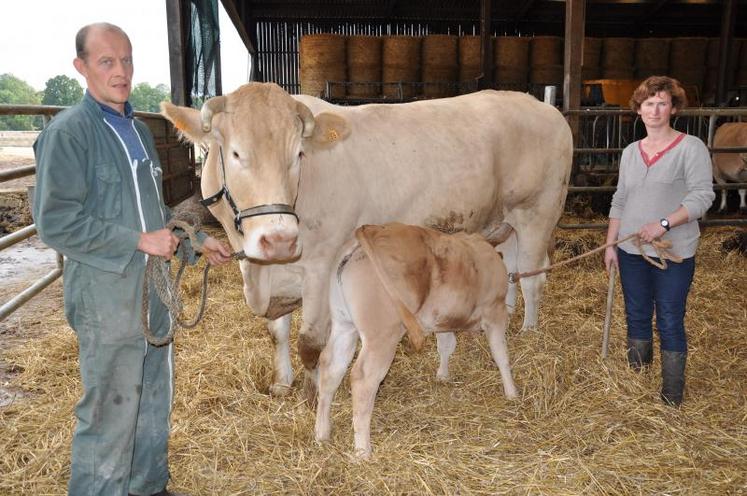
[563,0,586,182]
[219,0,256,54]
[165,0,189,106]
[642,0,670,20]
[478,0,494,89]
[716,0,736,106]
[515,0,537,22]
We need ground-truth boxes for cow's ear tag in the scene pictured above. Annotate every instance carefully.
[325,128,340,142]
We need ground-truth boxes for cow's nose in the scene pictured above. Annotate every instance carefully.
[259,231,299,260]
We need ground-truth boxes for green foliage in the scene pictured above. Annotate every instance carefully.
[0,73,42,130]
[41,75,83,106]
[129,82,170,112]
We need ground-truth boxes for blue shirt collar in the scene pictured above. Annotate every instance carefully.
[86,90,134,119]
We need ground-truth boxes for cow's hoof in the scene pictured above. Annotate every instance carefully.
[520,325,538,333]
[354,448,372,461]
[269,383,293,397]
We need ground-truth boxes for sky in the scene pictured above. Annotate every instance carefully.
[0,0,250,93]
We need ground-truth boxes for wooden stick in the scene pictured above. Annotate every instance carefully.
[601,265,617,359]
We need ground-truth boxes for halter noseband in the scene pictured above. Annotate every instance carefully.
[199,147,299,233]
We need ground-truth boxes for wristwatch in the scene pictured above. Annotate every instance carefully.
[660,218,671,231]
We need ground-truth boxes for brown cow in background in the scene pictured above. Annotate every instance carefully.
[713,122,747,213]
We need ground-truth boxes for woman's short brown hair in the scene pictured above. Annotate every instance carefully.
[629,76,688,112]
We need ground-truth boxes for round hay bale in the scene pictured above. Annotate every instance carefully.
[669,67,706,88]
[494,36,530,68]
[669,37,708,69]
[495,66,529,85]
[422,35,458,97]
[530,64,563,85]
[603,66,636,79]
[459,36,481,68]
[531,36,563,67]
[582,38,602,82]
[299,34,346,98]
[299,33,346,67]
[602,37,635,71]
[634,38,669,77]
[300,66,347,99]
[382,36,422,98]
[583,37,602,68]
[347,36,382,98]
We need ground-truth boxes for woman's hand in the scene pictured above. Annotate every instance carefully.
[604,246,618,274]
[638,221,667,244]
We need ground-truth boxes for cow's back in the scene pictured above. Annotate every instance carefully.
[713,122,747,181]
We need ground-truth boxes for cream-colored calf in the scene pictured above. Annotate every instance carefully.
[315,223,518,459]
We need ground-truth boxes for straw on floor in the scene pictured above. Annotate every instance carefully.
[1,223,745,495]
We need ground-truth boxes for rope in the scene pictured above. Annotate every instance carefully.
[508,233,683,284]
[141,213,211,346]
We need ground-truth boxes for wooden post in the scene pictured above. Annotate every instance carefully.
[602,266,616,359]
[166,0,189,106]
[563,0,585,180]
[716,0,736,106]
[478,0,494,90]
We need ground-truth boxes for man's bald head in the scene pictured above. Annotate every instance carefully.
[75,22,131,61]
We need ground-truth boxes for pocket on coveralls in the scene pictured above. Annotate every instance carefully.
[94,162,122,220]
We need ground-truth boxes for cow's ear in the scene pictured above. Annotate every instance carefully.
[161,102,217,145]
[305,112,350,149]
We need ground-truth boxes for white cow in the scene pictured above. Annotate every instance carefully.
[161,83,572,399]
[713,122,747,212]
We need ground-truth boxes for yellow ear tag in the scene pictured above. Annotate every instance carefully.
[325,128,340,142]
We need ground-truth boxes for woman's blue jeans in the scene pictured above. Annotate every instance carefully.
[617,249,695,353]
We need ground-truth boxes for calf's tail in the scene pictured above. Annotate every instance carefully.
[355,225,427,352]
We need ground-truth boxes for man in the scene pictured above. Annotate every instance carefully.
[33,22,231,495]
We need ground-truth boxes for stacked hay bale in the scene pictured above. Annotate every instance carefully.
[382,36,422,99]
[458,35,481,94]
[582,37,602,81]
[529,36,563,87]
[346,36,382,98]
[602,37,636,79]
[299,34,346,98]
[634,38,670,80]
[669,37,708,105]
[494,36,531,88]
[421,35,458,98]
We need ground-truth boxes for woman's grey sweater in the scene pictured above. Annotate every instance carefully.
[609,134,715,258]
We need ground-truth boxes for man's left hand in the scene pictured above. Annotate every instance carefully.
[200,236,232,265]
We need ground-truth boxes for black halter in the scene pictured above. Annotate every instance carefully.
[199,147,298,234]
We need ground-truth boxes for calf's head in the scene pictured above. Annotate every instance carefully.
[161,83,317,262]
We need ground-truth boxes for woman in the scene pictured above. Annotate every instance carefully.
[604,76,715,406]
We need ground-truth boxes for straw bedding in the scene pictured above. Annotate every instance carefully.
[1,222,745,495]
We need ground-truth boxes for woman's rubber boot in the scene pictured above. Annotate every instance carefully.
[660,350,687,407]
[627,338,653,372]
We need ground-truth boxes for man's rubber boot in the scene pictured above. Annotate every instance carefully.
[660,350,687,407]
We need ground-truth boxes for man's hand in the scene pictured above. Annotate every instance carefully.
[137,229,180,257]
[200,236,232,266]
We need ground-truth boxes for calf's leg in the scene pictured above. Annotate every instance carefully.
[350,326,401,459]
[315,319,359,443]
[483,304,519,399]
[435,332,457,382]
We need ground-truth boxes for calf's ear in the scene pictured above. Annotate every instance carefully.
[305,111,351,150]
[161,102,216,145]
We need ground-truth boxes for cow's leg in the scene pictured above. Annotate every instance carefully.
[496,233,519,317]
[297,266,334,407]
[511,210,553,331]
[739,188,747,213]
[435,332,457,382]
[266,314,294,396]
[350,327,401,459]
[718,187,728,212]
[315,318,359,443]
[483,304,519,400]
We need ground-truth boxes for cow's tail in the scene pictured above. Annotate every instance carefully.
[355,225,427,352]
